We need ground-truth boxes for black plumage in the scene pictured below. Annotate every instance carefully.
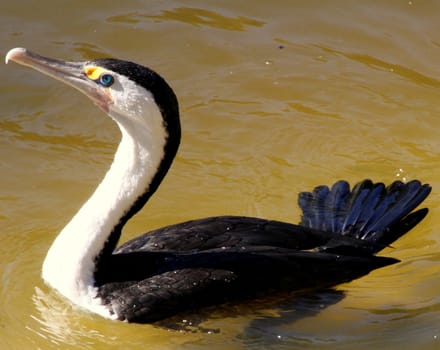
[95,179,430,323]
[6,48,431,324]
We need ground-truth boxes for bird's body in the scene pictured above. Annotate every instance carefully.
[5,48,431,323]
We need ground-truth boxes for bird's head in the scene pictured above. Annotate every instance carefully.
[5,48,180,141]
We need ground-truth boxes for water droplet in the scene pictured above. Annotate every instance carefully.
[395,168,408,182]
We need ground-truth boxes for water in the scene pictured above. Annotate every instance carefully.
[1,1,440,349]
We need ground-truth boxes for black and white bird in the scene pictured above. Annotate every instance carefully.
[5,47,431,323]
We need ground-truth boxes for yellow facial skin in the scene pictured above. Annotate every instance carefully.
[81,66,114,112]
[84,66,108,81]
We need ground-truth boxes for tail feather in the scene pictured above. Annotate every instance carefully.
[378,208,429,248]
[298,179,431,253]
[325,180,351,233]
[364,181,430,239]
[298,185,330,231]
[341,180,384,236]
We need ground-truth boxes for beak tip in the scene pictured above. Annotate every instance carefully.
[5,47,27,64]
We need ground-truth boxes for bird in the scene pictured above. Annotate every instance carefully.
[5,47,431,323]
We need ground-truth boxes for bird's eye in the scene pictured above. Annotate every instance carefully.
[98,74,114,87]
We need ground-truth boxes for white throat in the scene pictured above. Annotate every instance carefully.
[42,80,167,317]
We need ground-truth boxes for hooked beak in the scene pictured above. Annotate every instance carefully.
[5,47,112,112]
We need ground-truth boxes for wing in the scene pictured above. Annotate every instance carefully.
[116,216,338,253]
[97,246,397,323]
[116,180,430,257]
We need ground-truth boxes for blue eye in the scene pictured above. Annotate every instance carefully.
[98,74,114,87]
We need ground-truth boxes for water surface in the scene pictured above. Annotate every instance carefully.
[1,1,440,349]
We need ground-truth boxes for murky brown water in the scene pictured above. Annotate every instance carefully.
[1,1,440,349]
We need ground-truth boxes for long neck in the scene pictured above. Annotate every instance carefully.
[41,107,173,310]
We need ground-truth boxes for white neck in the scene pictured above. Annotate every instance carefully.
[42,87,167,317]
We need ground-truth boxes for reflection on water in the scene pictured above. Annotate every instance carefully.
[317,45,440,89]
[31,279,345,348]
[108,7,266,31]
[1,1,440,350]
[30,287,114,348]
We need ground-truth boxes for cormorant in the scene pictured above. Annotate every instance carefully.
[5,48,431,323]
